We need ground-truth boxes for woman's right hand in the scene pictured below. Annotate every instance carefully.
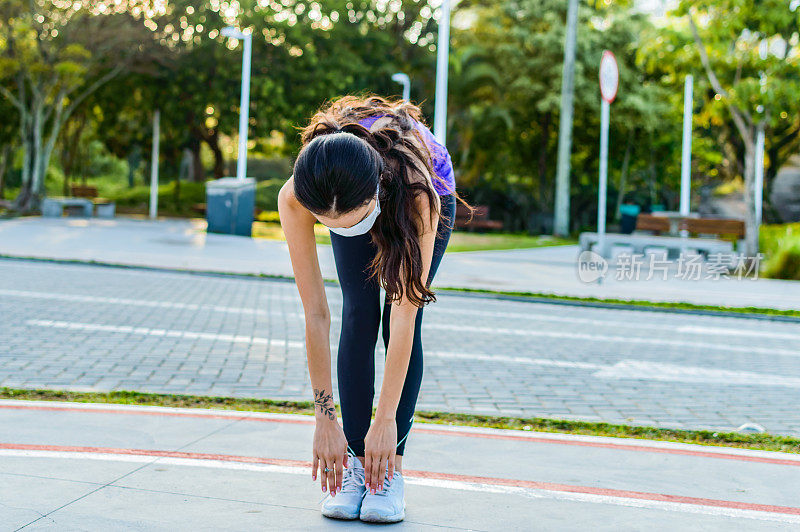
[312,417,349,496]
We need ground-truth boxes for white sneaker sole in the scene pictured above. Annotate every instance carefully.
[322,506,360,520]
[359,503,406,523]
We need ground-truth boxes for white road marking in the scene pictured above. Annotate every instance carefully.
[8,288,798,340]
[427,351,604,370]
[25,319,303,349]
[23,320,800,387]
[592,360,800,388]
[0,289,272,316]
[677,325,800,342]
[424,323,800,358]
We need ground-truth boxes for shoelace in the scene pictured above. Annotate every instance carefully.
[340,460,366,494]
[372,471,400,497]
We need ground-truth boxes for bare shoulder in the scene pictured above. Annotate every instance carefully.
[278,175,296,206]
[278,175,303,213]
[278,176,316,225]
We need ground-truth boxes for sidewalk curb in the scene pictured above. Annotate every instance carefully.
[2,253,799,323]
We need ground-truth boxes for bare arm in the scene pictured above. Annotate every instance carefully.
[277,178,335,421]
[279,176,351,496]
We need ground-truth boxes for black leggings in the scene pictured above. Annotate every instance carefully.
[329,193,455,457]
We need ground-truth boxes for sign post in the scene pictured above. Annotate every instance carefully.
[597,50,618,265]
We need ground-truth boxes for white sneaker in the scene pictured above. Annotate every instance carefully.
[359,469,405,523]
[320,453,366,520]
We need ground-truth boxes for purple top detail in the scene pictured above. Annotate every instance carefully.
[357,114,456,196]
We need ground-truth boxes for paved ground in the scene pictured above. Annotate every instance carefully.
[1,215,799,309]
[2,258,800,437]
[2,399,799,530]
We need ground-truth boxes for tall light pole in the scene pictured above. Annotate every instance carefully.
[392,73,411,102]
[679,75,693,220]
[553,0,579,237]
[149,109,160,220]
[433,0,451,145]
[222,27,252,180]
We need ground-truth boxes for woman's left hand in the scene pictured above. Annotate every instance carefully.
[363,417,397,493]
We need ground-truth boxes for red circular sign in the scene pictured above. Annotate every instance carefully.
[599,50,619,103]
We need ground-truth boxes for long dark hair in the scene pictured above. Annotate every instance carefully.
[292,93,473,307]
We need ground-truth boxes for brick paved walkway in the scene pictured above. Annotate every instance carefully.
[2,258,800,436]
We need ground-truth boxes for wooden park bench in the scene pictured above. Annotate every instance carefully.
[70,184,116,218]
[682,217,745,250]
[455,203,503,231]
[633,213,671,234]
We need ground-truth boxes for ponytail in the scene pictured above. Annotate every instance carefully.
[296,94,469,307]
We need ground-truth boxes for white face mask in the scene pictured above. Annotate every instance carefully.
[325,181,381,237]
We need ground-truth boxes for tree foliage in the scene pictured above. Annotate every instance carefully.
[0,0,156,211]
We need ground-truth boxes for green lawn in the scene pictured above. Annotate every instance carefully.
[444,232,576,252]
[251,219,576,252]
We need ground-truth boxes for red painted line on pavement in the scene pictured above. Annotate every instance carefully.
[2,402,798,467]
[2,442,798,516]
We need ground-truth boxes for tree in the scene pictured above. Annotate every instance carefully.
[450,0,672,232]
[0,81,17,204]
[90,0,441,185]
[0,1,153,212]
[677,0,800,259]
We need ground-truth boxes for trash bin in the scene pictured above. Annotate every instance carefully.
[619,203,640,234]
[205,177,256,237]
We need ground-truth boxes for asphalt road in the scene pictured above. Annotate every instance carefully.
[2,257,800,436]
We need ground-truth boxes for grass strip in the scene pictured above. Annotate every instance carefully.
[434,285,800,321]
[2,387,797,454]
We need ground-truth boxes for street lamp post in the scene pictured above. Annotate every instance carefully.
[433,0,451,145]
[205,27,256,238]
[391,73,411,102]
[679,75,694,221]
[149,109,160,220]
[221,27,252,180]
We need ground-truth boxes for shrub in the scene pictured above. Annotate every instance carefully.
[762,242,800,280]
[760,223,800,280]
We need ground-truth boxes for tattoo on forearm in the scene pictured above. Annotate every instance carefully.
[314,388,336,420]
